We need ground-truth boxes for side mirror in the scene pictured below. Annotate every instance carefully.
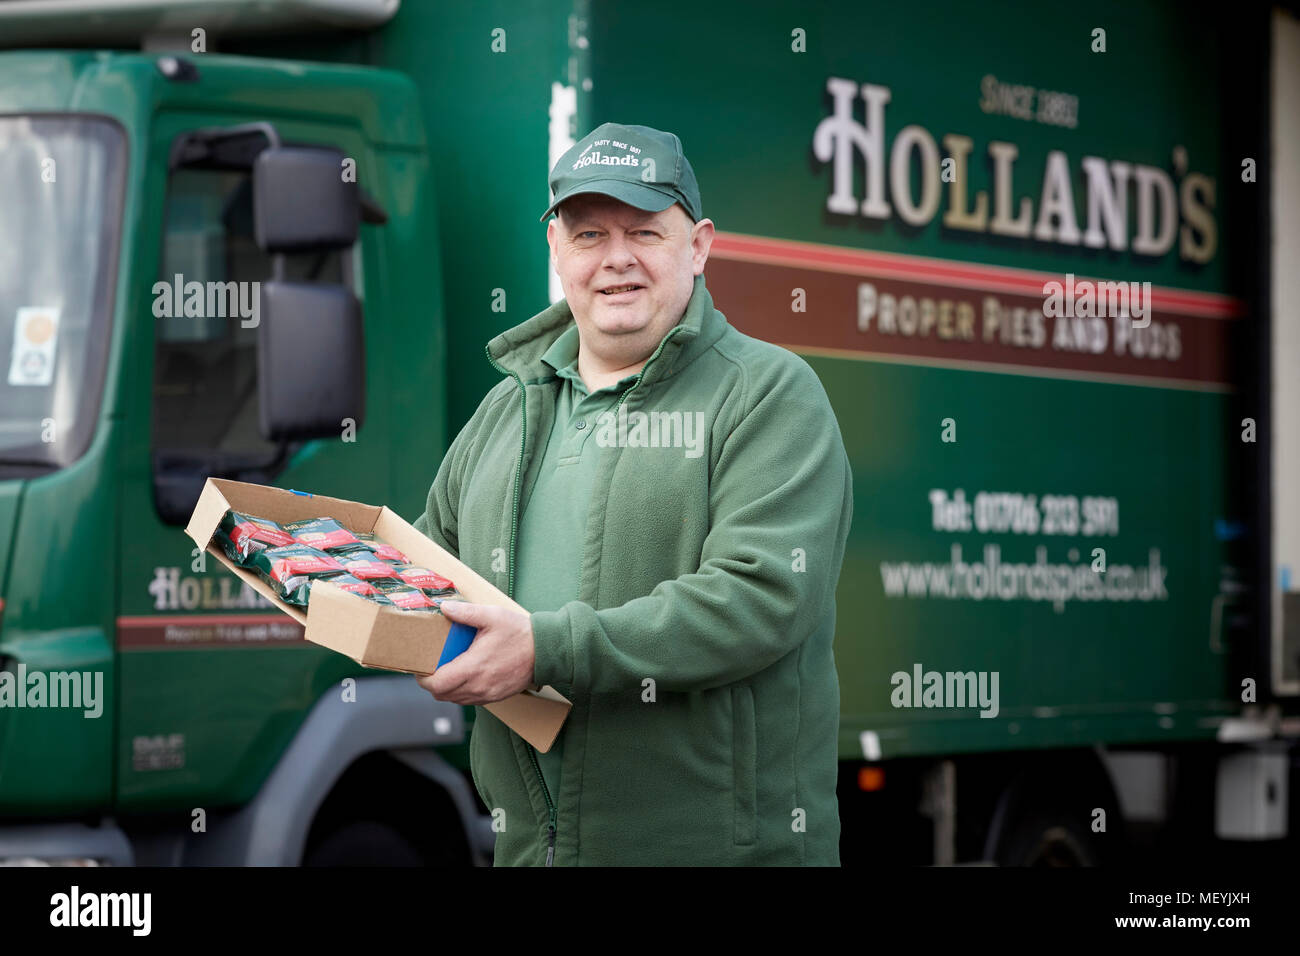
[253,146,359,251]
[257,282,364,441]
[251,144,365,442]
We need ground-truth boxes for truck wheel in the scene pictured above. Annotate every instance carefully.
[993,808,1100,867]
[302,820,428,867]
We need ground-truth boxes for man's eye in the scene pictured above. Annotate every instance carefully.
[577,231,600,239]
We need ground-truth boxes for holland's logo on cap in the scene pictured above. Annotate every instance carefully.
[572,151,641,170]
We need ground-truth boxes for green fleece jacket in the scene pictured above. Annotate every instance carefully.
[412,274,853,865]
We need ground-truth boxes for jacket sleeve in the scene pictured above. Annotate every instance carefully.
[530,358,854,695]
[412,384,506,558]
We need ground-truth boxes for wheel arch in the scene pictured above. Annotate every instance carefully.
[182,675,476,865]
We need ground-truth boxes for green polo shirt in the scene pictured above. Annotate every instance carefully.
[515,323,638,801]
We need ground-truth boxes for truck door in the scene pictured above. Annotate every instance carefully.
[115,114,388,811]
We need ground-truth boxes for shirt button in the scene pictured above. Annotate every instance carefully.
[575,420,586,430]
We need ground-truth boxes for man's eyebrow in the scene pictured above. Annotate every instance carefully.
[564,209,658,231]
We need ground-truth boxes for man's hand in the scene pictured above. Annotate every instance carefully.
[416,601,536,706]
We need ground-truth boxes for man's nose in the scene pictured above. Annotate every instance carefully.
[601,234,638,270]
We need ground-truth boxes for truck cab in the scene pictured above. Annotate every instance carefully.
[0,49,487,865]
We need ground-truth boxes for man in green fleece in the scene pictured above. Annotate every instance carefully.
[413,122,853,866]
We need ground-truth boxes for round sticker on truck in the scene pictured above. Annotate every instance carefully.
[8,307,60,386]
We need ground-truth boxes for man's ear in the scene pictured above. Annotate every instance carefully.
[690,218,715,275]
[547,217,558,264]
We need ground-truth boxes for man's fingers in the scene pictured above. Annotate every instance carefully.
[430,634,492,698]
[431,659,471,698]
[417,604,528,705]
[437,600,492,627]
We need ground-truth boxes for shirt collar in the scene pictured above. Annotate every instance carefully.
[543,324,640,396]
[540,323,580,374]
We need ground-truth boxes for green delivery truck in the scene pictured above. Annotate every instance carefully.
[0,0,1295,866]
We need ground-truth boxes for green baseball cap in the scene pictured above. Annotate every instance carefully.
[540,122,702,223]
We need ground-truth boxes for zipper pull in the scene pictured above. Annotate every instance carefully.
[546,808,557,867]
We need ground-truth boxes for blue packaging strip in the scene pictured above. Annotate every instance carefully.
[437,621,477,669]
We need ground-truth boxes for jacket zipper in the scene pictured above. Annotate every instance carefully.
[485,343,559,866]
[528,746,559,866]
[485,344,526,597]
[483,325,684,867]
[612,325,685,417]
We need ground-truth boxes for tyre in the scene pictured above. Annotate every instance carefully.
[993,806,1102,867]
[302,820,428,867]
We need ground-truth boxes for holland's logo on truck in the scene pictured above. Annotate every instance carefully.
[148,566,272,611]
[811,76,1217,265]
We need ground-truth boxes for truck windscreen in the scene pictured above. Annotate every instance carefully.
[0,114,125,474]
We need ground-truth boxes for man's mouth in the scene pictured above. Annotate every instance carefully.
[599,284,644,295]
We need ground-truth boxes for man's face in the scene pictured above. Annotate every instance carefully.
[547,194,713,356]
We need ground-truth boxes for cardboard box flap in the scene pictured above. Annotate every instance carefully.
[487,690,570,752]
[184,489,308,626]
[300,578,388,664]
[186,477,385,546]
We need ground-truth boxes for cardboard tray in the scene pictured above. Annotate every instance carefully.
[185,477,570,752]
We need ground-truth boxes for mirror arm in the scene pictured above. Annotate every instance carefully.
[168,122,282,171]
